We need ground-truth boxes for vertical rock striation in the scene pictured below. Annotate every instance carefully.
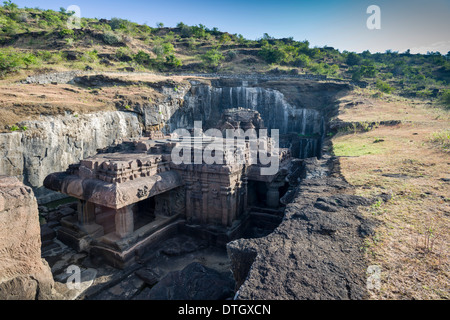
[0,111,142,203]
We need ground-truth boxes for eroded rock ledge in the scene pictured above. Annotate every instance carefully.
[227,156,377,300]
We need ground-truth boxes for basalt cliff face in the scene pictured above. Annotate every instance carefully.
[0,74,350,204]
[0,111,142,203]
[227,156,377,300]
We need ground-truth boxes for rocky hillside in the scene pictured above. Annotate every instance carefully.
[0,2,449,108]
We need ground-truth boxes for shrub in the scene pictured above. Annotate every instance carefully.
[346,52,362,66]
[310,62,327,75]
[187,38,197,50]
[0,15,22,35]
[219,33,232,45]
[162,43,174,54]
[81,50,98,63]
[41,10,63,27]
[258,44,287,64]
[351,68,363,81]
[37,19,48,29]
[417,88,433,98]
[115,47,132,61]
[109,17,132,31]
[21,52,37,67]
[375,79,394,94]
[2,1,18,11]
[133,50,151,66]
[0,48,38,76]
[429,129,450,150]
[37,50,53,61]
[352,65,377,81]
[191,25,207,39]
[292,54,310,67]
[439,89,450,109]
[59,28,74,38]
[152,44,164,59]
[226,50,237,61]
[102,31,121,45]
[165,54,182,67]
[237,34,246,45]
[179,24,192,38]
[65,38,74,46]
[139,24,152,34]
[201,48,224,67]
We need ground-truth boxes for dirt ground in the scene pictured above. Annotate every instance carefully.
[331,89,449,299]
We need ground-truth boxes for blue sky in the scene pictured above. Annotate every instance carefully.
[12,0,450,54]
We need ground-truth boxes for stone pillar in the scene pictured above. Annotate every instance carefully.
[201,183,209,224]
[220,187,231,227]
[77,200,96,225]
[243,176,248,212]
[115,205,134,238]
[266,186,280,208]
[185,180,193,222]
[247,181,257,207]
[233,184,240,222]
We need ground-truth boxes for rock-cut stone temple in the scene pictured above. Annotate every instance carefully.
[44,109,293,268]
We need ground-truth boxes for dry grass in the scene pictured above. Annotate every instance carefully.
[332,90,450,300]
[0,74,194,132]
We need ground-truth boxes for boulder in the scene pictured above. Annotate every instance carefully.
[134,262,234,300]
[0,176,55,300]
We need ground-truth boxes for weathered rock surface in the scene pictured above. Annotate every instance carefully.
[24,71,83,85]
[0,176,55,300]
[1,73,351,204]
[133,262,234,300]
[227,156,376,300]
[0,111,142,203]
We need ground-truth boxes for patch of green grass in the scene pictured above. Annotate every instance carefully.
[333,137,386,156]
[429,129,450,151]
[42,196,77,210]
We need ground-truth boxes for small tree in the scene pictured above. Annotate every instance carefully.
[346,52,362,66]
[2,0,18,11]
[219,33,232,45]
[156,22,164,28]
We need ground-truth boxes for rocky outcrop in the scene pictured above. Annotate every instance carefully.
[0,74,350,204]
[0,111,142,203]
[0,176,54,300]
[173,79,326,135]
[133,262,234,300]
[23,71,83,85]
[227,156,377,300]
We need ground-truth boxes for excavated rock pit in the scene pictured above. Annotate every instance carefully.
[0,73,378,300]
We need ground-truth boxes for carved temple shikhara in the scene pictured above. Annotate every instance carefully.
[44,109,293,268]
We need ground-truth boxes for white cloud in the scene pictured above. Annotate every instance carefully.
[406,41,450,54]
